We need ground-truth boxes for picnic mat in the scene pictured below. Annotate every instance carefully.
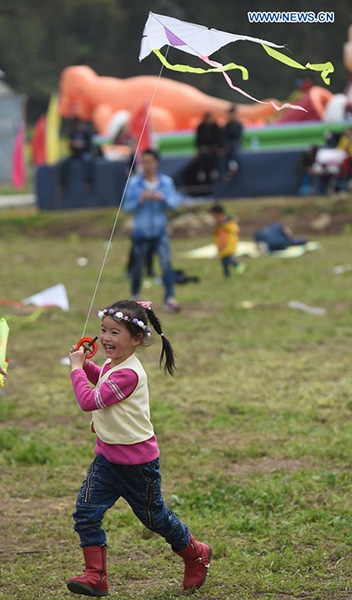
[181,241,320,260]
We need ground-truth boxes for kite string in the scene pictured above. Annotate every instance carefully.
[81,48,169,338]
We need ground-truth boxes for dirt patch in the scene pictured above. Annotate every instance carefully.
[0,496,74,557]
[238,208,352,237]
[228,457,313,475]
[169,206,352,238]
[2,197,352,239]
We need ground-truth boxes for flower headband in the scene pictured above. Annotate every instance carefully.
[98,301,152,336]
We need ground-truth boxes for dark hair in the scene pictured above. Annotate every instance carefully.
[142,148,160,162]
[102,300,175,376]
[210,204,225,214]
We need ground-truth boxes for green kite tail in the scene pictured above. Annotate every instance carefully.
[153,48,249,80]
[2,307,45,324]
[262,44,334,85]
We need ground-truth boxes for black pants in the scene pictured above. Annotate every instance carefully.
[59,154,95,190]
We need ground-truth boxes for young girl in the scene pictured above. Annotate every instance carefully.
[67,300,211,597]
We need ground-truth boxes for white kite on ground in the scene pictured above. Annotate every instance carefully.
[22,283,70,312]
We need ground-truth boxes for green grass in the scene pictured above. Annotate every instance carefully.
[0,184,32,196]
[0,199,352,599]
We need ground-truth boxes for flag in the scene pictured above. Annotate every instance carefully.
[31,115,47,165]
[11,124,26,189]
[130,103,153,157]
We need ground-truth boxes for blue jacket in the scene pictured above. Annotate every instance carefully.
[124,173,180,239]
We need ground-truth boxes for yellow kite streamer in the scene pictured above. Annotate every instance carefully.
[262,44,334,85]
[0,318,9,387]
[153,48,249,80]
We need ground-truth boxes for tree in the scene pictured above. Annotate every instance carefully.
[0,0,350,122]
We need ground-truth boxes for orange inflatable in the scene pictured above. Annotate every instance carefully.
[59,66,279,133]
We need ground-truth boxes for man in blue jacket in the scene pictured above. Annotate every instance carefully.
[124,149,181,312]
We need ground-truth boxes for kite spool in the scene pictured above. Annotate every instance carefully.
[76,336,98,359]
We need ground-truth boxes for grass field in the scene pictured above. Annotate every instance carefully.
[1,197,352,600]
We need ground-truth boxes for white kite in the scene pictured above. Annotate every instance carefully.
[139,12,334,110]
[23,283,70,312]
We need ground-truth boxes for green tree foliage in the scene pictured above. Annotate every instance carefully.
[0,0,350,122]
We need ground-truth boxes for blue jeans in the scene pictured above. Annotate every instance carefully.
[130,235,175,300]
[73,454,190,552]
[221,255,239,277]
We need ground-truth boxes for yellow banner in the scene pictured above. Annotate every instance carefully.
[46,94,61,164]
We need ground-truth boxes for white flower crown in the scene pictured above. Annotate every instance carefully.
[98,308,151,336]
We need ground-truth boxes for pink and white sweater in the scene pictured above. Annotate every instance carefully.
[71,360,160,465]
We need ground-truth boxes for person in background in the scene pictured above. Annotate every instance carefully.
[210,204,246,277]
[221,105,243,182]
[338,127,352,182]
[195,112,221,185]
[296,145,319,195]
[59,118,96,190]
[69,118,92,158]
[124,149,181,313]
[254,222,307,253]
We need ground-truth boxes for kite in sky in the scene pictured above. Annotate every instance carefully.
[139,12,334,111]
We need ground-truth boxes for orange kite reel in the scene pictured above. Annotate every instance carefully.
[76,336,99,359]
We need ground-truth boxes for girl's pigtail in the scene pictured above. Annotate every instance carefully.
[146,308,176,376]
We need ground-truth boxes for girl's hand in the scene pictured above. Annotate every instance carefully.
[69,346,86,370]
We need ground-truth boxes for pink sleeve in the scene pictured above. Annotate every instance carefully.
[71,368,138,412]
[83,361,101,385]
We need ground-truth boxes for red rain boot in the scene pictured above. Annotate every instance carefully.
[67,546,108,597]
[175,534,212,590]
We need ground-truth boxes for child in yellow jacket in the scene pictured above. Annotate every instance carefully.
[210,204,246,277]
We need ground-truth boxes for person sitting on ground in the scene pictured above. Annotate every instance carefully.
[254,222,307,253]
[210,204,246,277]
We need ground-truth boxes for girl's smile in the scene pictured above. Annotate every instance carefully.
[100,316,142,366]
